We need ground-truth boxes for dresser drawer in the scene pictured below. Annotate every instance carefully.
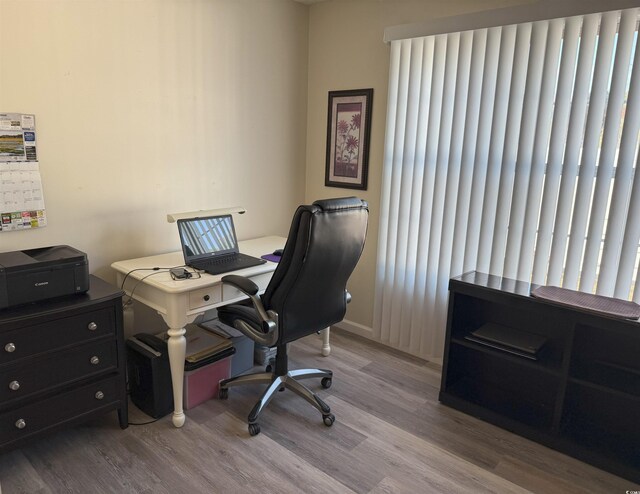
[0,340,118,404]
[0,375,120,447]
[0,307,115,365]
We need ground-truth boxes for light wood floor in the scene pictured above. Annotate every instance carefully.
[0,329,636,493]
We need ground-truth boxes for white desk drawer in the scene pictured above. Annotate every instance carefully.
[222,273,271,301]
[188,286,222,310]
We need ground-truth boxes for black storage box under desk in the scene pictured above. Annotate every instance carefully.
[126,335,173,419]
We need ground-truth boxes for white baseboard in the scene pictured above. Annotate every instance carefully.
[334,319,374,338]
[333,320,443,366]
[334,320,443,366]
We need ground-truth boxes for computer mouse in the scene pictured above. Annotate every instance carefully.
[273,249,284,256]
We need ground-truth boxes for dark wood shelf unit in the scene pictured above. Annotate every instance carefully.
[0,276,127,453]
[440,271,640,484]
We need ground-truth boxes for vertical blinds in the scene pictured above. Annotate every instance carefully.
[374,8,640,359]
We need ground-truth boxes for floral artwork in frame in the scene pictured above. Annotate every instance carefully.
[325,88,373,190]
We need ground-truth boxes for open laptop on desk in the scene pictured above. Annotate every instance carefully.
[177,214,266,275]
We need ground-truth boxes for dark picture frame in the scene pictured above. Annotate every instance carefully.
[325,88,373,190]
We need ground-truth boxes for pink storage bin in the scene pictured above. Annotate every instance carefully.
[183,355,232,410]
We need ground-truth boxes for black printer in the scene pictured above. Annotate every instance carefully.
[0,245,89,310]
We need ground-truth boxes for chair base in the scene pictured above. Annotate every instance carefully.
[219,367,334,435]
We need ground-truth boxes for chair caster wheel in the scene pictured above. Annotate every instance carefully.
[321,377,332,389]
[219,388,228,399]
[323,413,335,427]
[248,423,261,436]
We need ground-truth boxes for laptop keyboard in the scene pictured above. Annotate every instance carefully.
[192,253,265,275]
[199,253,241,267]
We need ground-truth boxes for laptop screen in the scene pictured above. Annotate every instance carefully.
[177,214,239,262]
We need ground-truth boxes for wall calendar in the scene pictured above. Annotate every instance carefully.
[0,113,46,232]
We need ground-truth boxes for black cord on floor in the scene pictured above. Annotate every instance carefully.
[128,418,161,426]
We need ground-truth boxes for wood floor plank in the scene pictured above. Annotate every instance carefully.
[202,411,358,494]
[302,359,507,470]
[0,449,51,494]
[359,358,441,401]
[289,346,429,414]
[327,395,531,494]
[493,456,598,494]
[369,475,446,494]
[245,399,383,493]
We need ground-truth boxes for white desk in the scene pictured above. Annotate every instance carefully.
[111,236,331,427]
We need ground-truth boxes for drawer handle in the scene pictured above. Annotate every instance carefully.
[4,343,15,353]
[203,294,210,302]
[87,322,98,331]
[15,419,26,430]
[90,356,100,365]
[95,391,104,400]
[8,381,20,391]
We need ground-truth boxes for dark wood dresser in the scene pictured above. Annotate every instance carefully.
[0,275,127,452]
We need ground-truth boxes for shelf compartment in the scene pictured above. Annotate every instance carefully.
[452,337,561,377]
[449,295,567,370]
[571,360,640,396]
[570,324,640,396]
[443,343,559,428]
[561,382,640,469]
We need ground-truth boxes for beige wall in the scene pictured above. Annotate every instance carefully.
[0,0,308,282]
[305,0,534,333]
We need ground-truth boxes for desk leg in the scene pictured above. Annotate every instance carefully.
[166,326,187,428]
[321,327,330,357]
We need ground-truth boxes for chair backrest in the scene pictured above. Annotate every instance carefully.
[263,197,368,344]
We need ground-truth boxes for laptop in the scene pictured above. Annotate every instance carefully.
[465,323,547,360]
[176,214,266,275]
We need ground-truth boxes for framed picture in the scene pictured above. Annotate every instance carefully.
[325,88,373,190]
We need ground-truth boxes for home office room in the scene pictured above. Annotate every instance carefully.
[1,0,639,492]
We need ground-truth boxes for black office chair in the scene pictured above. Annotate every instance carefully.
[217,197,368,436]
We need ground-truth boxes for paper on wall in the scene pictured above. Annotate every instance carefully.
[0,113,46,231]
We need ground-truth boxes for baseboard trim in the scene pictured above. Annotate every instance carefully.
[333,320,443,366]
[334,319,373,339]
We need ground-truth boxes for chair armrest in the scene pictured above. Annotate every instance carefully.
[222,274,259,296]
[221,275,279,347]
